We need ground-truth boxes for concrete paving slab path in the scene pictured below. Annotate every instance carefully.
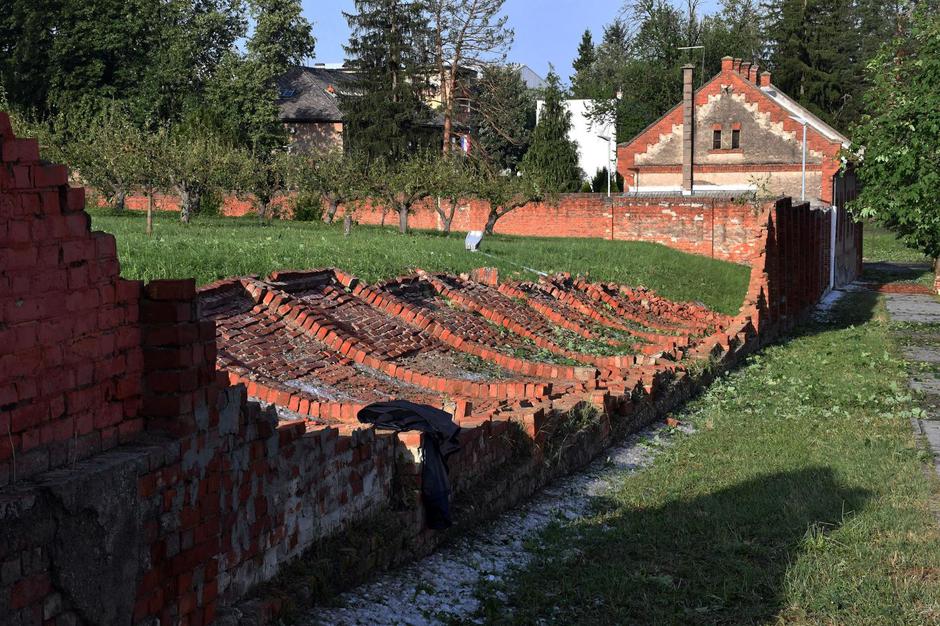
[880,269,940,476]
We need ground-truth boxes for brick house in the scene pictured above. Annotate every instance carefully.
[276,64,471,155]
[617,56,853,205]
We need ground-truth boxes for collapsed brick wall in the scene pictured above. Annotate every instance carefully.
[1,114,855,625]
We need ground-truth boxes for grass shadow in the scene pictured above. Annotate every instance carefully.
[496,467,871,625]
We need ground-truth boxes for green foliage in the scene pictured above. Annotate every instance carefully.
[88,208,750,314]
[520,69,582,193]
[570,30,597,97]
[850,5,940,263]
[341,0,434,161]
[762,0,904,130]
[591,168,624,193]
[471,65,535,173]
[292,191,325,222]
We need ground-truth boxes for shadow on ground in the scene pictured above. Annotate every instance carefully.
[495,467,870,625]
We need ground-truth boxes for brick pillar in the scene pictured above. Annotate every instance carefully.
[682,64,694,195]
[141,280,217,436]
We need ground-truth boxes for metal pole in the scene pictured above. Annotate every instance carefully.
[801,122,807,201]
[607,136,612,197]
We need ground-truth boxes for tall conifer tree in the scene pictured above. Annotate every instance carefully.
[571,30,597,97]
[521,69,582,192]
[341,0,434,161]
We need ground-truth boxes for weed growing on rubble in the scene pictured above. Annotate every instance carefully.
[88,208,749,314]
[484,290,940,625]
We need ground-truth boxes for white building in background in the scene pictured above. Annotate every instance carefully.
[536,99,616,184]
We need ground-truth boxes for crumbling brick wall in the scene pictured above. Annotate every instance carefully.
[0,113,856,625]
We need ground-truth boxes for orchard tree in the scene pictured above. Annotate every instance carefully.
[428,154,475,235]
[850,5,940,278]
[428,0,514,153]
[160,123,245,223]
[477,168,544,235]
[520,69,582,193]
[59,101,147,212]
[289,151,367,223]
[387,153,440,234]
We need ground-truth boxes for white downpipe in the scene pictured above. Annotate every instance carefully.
[829,206,837,291]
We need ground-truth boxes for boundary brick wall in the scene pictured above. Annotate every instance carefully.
[1,112,857,625]
[116,192,763,264]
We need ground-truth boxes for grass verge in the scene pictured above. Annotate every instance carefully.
[482,290,940,625]
[88,209,749,315]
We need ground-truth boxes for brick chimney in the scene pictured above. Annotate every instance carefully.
[682,64,694,195]
[760,71,772,87]
[733,58,742,72]
[748,64,759,83]
[740,61,752,78]
[721,56,734,72]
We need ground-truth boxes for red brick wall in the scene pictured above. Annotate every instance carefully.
[114,192,761,264]
[0,113,144,486]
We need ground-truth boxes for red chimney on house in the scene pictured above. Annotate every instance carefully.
[682,64,694,195]
[748,64,760,83]
[760,71,772,87]
[721,56,734,72]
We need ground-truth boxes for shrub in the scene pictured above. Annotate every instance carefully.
[293,191,324,222]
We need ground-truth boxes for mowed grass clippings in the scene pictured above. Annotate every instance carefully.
[483,291,940,625]
[88,209,750,315]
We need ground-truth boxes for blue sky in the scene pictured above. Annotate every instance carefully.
[302,0,721,85]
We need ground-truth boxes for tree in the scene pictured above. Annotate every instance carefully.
[341,0,434,161]
[761,0,904,129]
[387,153,440,234]
[427,0,514,153]
[476,169,544,235]
[159,122,246,223]
[58,101,147,212]
[471,65,535,172]
[289,150,367,223]
[520,69,582,193]
[849,5,940,279]
[571,29,597,97]
[428,154,475,234]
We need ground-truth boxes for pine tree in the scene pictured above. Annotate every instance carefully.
[341,0,434,161]
[761,0,903,129]
[570,30,597,97]
[520,69,582,193]
[471,65,534,173]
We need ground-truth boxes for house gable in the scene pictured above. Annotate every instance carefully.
[617,58,846,202]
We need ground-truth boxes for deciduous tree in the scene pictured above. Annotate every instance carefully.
[849,5,940,279]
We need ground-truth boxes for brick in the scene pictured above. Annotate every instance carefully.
[145,279,196,301]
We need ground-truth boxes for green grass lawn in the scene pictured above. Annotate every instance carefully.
[482,291,940,625]
[862,225,935,289]
[89,209,750,315]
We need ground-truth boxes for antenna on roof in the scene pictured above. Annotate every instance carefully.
[677,45,705,88]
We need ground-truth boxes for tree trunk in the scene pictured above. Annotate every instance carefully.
[178,187,199,224]
[380,206,388,227]
[344,214,352,237]
[146,185,154,237]
[113,188,126,212]
[399,204,409,235]
[935,257,940,294]
[326,198,339,223]
[484,209,499,235]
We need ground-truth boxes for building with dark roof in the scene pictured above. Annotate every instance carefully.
[276,65,357,153]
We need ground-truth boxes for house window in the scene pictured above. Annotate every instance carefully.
[713,129,722,149]
[731,129,740,149]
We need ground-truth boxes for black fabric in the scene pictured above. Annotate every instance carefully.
[358,400,461,529]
